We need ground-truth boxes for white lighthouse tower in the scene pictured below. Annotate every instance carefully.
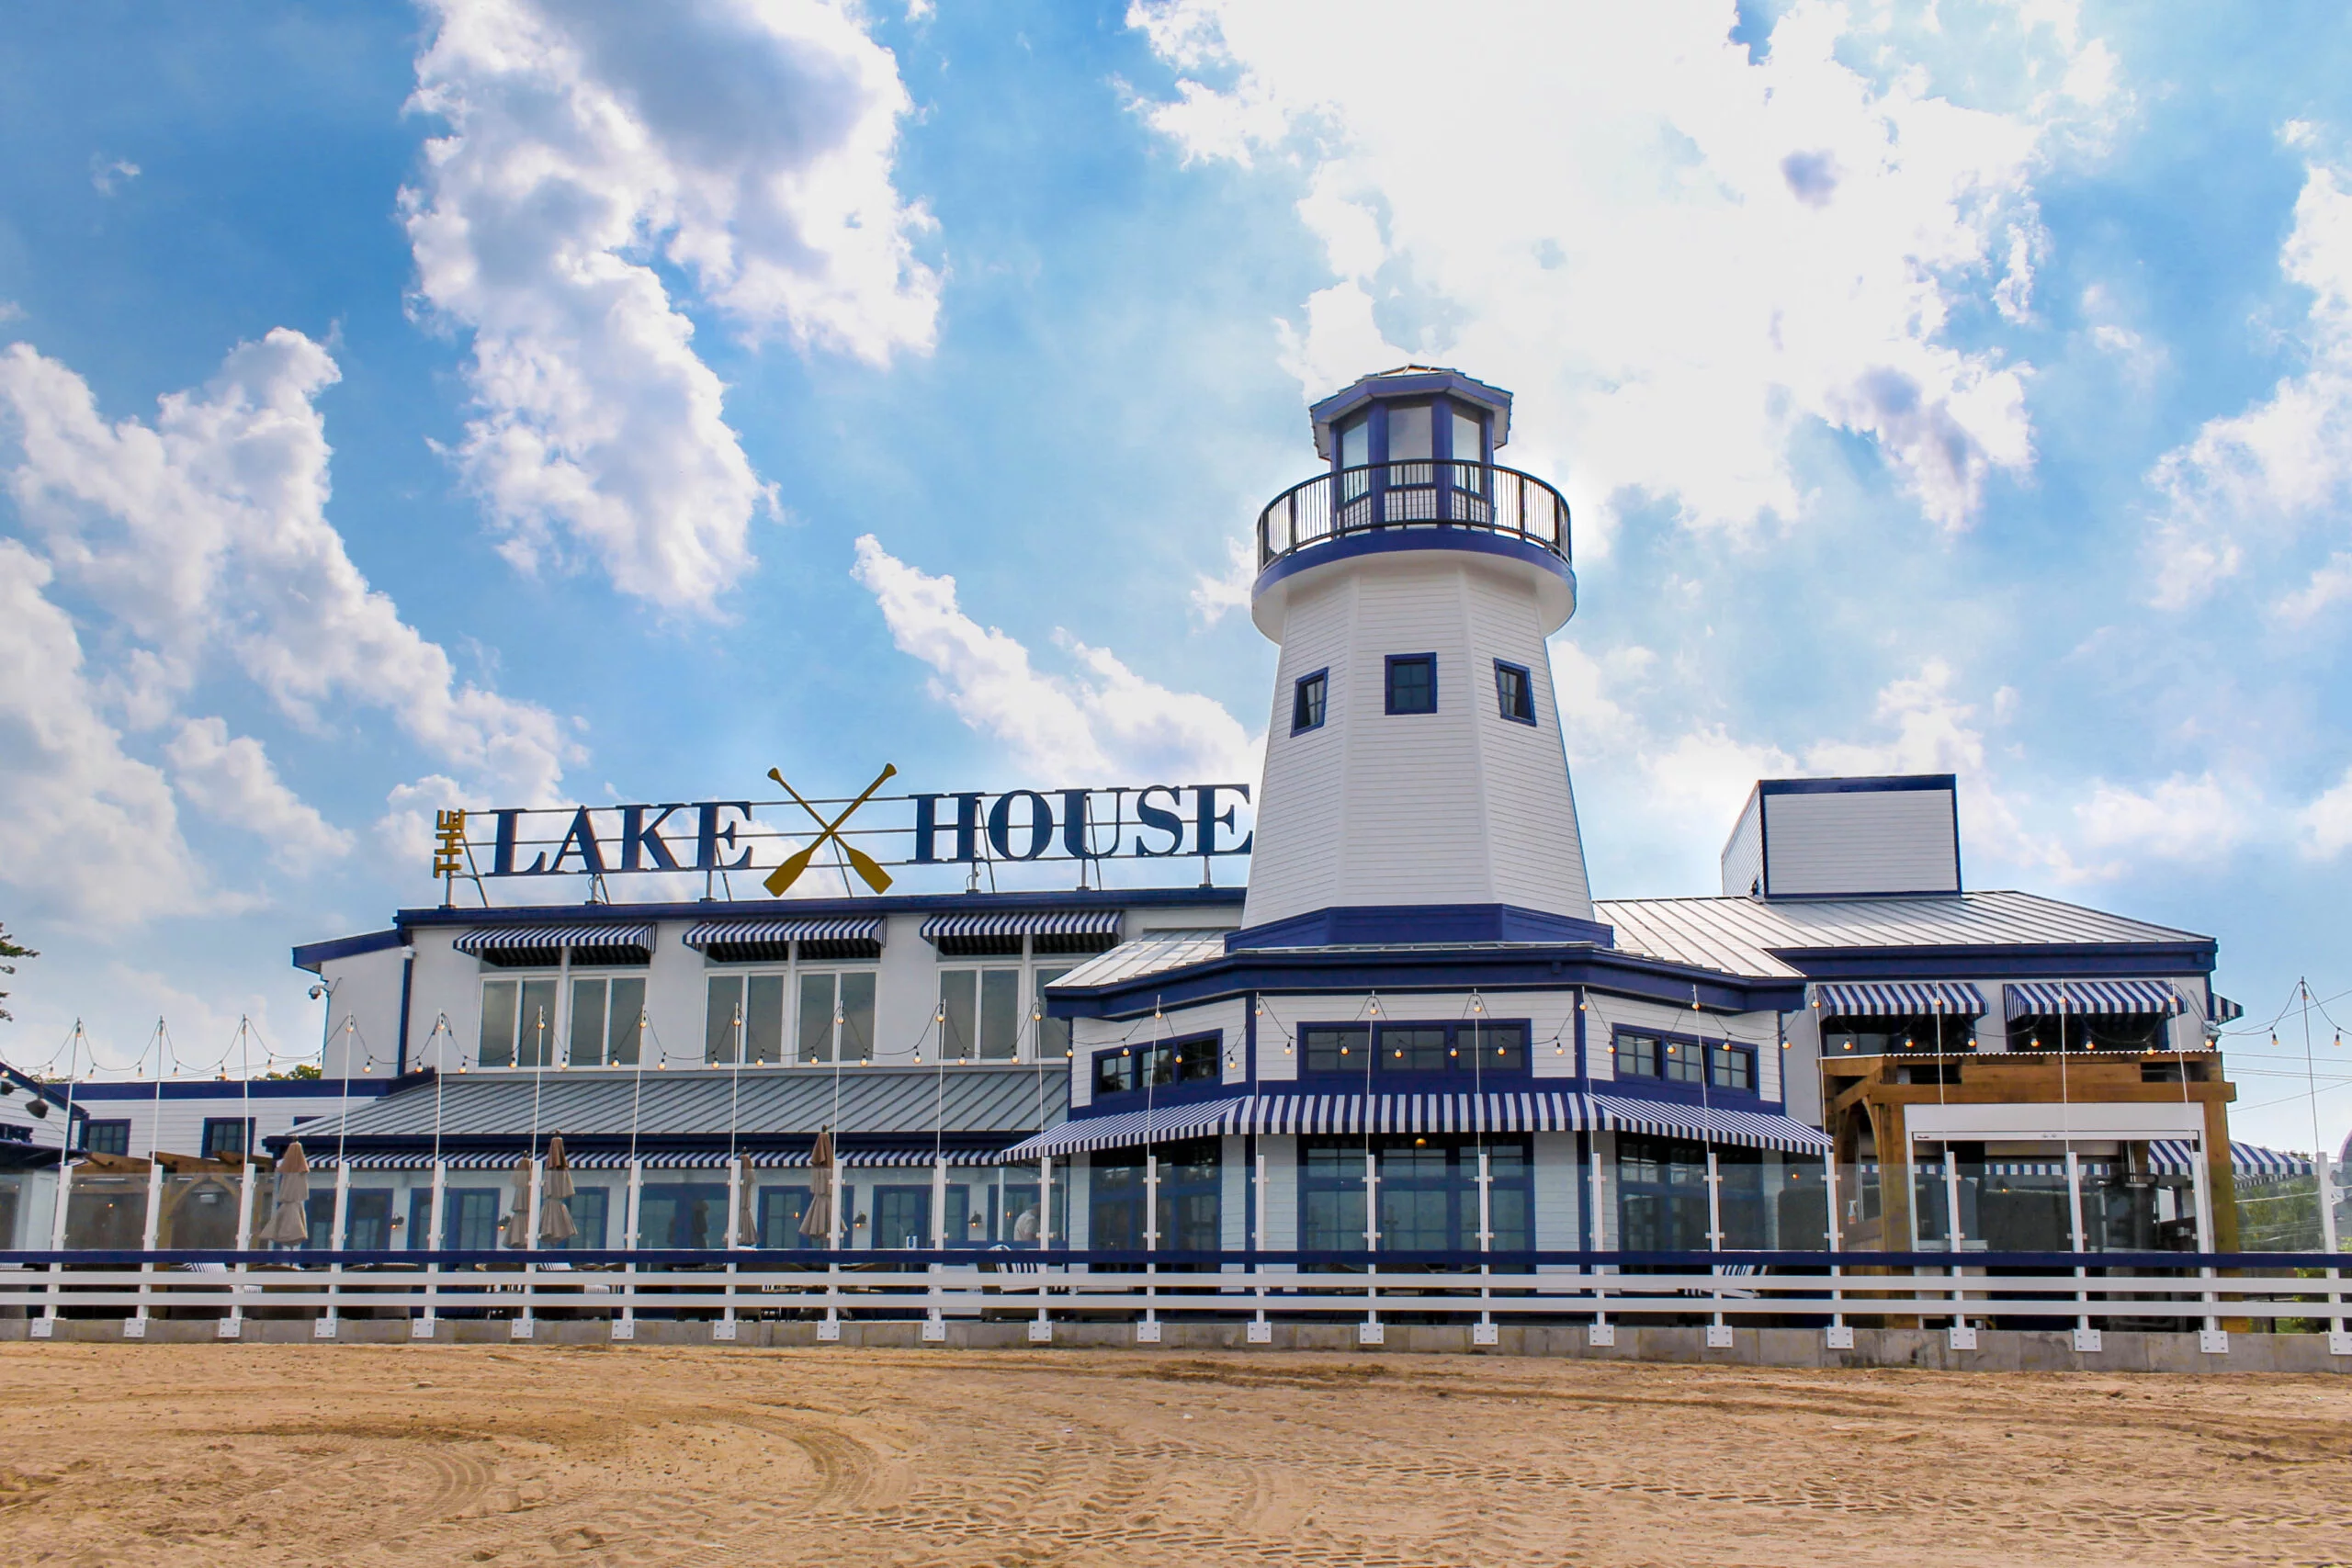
[1238,367,1600,946]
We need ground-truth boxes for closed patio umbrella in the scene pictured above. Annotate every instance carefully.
[259,1140,311,1246]
[538,1135,577,1245]
[799,1128,835,1246]
[500,1155,533,1247]
[733,1154,758,1247]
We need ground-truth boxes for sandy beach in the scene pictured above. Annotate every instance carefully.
[0,1345,2344,1566]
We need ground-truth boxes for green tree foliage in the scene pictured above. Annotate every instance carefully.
[0,923,34,1024]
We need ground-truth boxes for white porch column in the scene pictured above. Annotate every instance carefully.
[1587,1135,1612,1347]
[1137,1153,1163,1343]
[33,1162,72,1337]
[126,1160,164,1338]
[1703,1149,1729,1348]
[1474,1145,1497,1346]
[222,1159,257,1339]
[2317,1152,2348,1356]
[1942,1149,1973,1349]
[414,1159,447,1339]
[1823,1151,1849,1349]
[613,1157,641,1340]
[2191,1149,2224,1353]
[922,1156,948,1342]
[718,1157,742,1341]
[1028,1155,1055,1344]
[1359,1147,1382,1346]
[511,1156,540,1341]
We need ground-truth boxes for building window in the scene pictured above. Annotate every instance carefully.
[1616,1135,1711,1252]
[1303,1021,1527,1078]
[1612,1029,1756,1093]
[1385,654,1437,715]
[796,971,878,1064]
[568,975,647,1066]
[940,967,1022,1059]
[480,976,560,1067]
[1292,669,1329,734]
[1091,1138,1220,1253]
[1093,1034,1222,1100]
[200,1118,254,1159]
[2007,1011,2172,1053]
[1034,968,1073,1060]
[84,1119,130,1156]
[1298,1137,1532,1254]
[1494,660,1535,725]
[1821,1013,1974,1055]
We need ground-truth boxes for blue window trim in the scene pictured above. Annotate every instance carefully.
[1607,1023,1759,1098]
[1291,668,1329,735]
[1493,660,1536,726]
[1385,653,1438,716]
[1295,1018,1536,1081]
[83,1119,131,1156]
[1088,1030,1227,1109]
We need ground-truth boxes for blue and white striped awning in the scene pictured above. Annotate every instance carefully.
[682,917,883,952]
[318,1145,1003,1172]
[920,910,1122,943]
[2149,1140,2312,1181]
[2209,993,2245,1025]
[1238,1090,1590,1136]
[1588,1093,1832,1155]
[1810,982,1986,1019]
[453,924,656,957]
[1000,1100,1250,1159]
[2005,980,2186,1019]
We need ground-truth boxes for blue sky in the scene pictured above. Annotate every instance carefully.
[2,0,2349,1148]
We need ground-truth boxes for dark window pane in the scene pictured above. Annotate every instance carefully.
[1378,1027,1447,1072]
[1303,1026,1364,1074]
[85,1120,130,1156]
[1462,1024,1524,1071]
[704,976,742,1065]
[606,977,645,1065]
[1095,1051,1136,1097]
[1495,662,1534,723]
[1709,1044,1752,1091]
[517,978,559,1067]
[1175,1038,1221,1083]
[1662,1039,1703,1084]
[1614,1032,1658,1078]
[1386,656,1436,715]
[1293,671,1328,733]
[1386,402,1432,461]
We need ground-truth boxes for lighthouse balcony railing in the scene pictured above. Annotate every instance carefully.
[1258,462,1571,570]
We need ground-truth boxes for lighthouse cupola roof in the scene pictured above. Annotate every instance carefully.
[1307,365,1513,459]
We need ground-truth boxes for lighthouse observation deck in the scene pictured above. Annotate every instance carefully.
[1256,460,1571,570]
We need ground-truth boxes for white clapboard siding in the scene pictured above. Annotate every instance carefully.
[1762,786,1960,897]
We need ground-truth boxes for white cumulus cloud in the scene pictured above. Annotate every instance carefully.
[2144,151,2352,609]
[404,0,940,612]
[2075,772,2249,862]
[852,534,1261,785]
[0,330,572,808]
[164,716,356,872]
[0,541,210,925]
[1127,0,2105,536]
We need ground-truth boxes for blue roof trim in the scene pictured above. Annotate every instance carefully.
[1252,525,1573,602]
[1770,941,2217,980]
[290,928,405,973]
[1308,367,1514,453]
[395,886,1244,931]
[63,1076,411,1102]
[1227,903,1614,952]
[1757,774,1956,796]
[1051,946,1805,1021]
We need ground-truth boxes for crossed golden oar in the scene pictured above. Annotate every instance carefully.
[763,764,897,896]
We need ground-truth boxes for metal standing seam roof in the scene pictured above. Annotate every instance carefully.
[682,917,883,950]
[1046,931,1237,989]
[1595,891,2211,980]
[279,1067,1070,1145]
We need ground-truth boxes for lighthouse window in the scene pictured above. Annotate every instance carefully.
[1385,654,1437,715]
[1451,408,1485,466]
[1494,661,1535,725]
[1385,402,1433,463]
[1292,670,1328,734]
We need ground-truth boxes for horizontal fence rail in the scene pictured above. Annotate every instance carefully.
[5,1248,2346,1350]
[1258,463,1571,569]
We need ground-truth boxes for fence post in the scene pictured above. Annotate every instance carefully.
[2192,1151,2225,1353]
[922,1155,947,1342]
[1028,1155,1054,1344]
[1823,1151,1850,1349]
[1249,1146,1270,1343]
[2066,1149,2099,1352]
[1588,1138,1612,1347]
[1703,1150,1729,1348]
[413,1159,445,1339]
[715,1156,742,1342]
[612,1157,639,1341]
[1137,1154,1162,1343]
[316,1161,350,1340]
[1474,1145,1497,1346]
[2318,1152,2349,1356]
[125,1159,163,1339]
[222,1158,256,1339]
[1358,1148,1382,1346]
[1943,1149,1974,1350]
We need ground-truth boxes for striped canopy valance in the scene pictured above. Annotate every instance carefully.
[453,925,655,958]
[921,909,1120,943]
[682,917,883,953]
[1811,982,1986,1019]
[2149,1139,2312,1180]
[2004,980,2186,1020]
[2209,993,2245,1025]
[315,1145,1005,1173]
[1586,1093,1832,1155]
